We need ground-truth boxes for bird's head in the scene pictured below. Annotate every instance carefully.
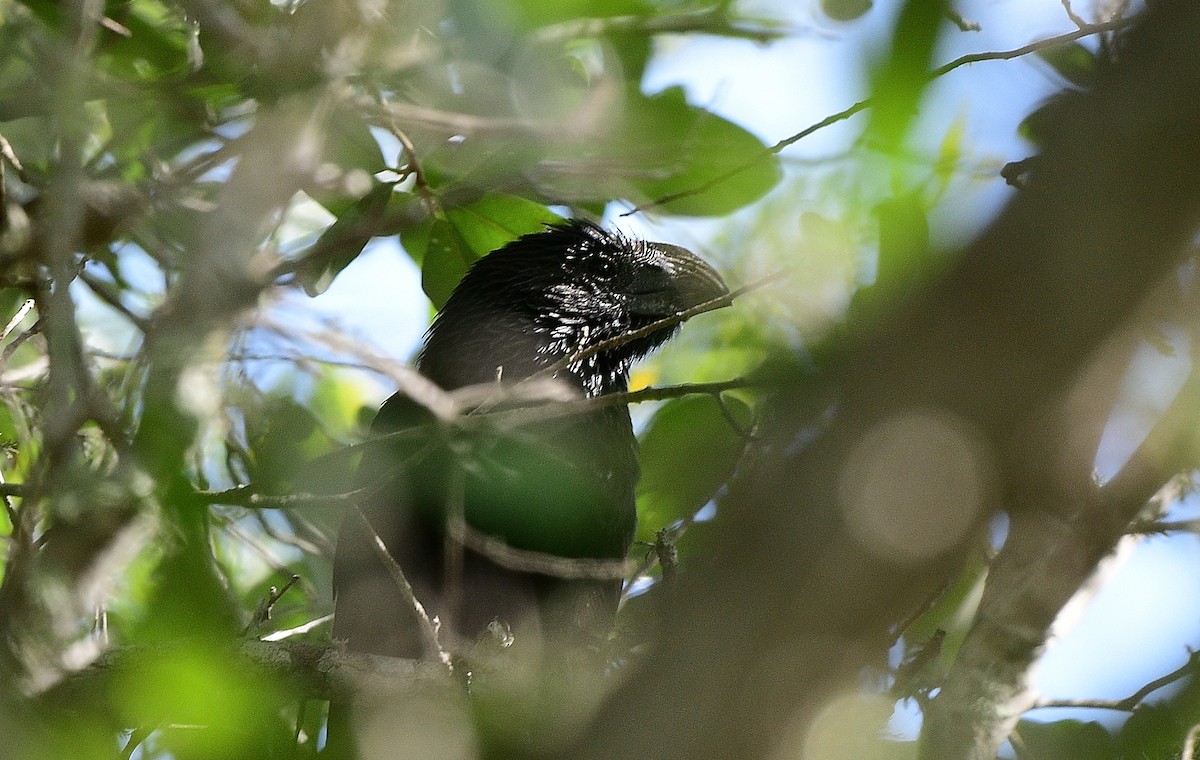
[421,220,729,396]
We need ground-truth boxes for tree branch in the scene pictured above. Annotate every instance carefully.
[38,639,450,706]
[623,15,1136,216]
[1035,650,1200,712]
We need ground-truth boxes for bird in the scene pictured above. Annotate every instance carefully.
[331,219,729,663]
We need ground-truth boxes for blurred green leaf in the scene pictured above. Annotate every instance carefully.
[867,0,948,150]
[242,394,325,493]
[114,646,293,759]
[821,0,873,22]
[1017,93,1079,148]
[11,0,65,31]
[322,109,387,177]
[876,192,931,287]
[636,394,751,540]
[1035,42,1098,89]
[901,550,987,671]
[1013,719,1118,760]
[1117,702,1190,760]
[615,87,781,216]
[0,116,58,170]
[402,192,562,307]
[505,0,647,29]
[295,182,395,296]
[94,0,193,82]
[932,116,964,196]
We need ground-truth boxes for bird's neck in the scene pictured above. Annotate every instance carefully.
[419,310,635,398]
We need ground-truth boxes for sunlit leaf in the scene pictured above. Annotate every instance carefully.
[617,87,782,216]
[636,394,751,540]
[866,0,948,149]
[932,116,965,196]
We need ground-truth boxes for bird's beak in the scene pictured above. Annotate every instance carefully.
[648,243,730,317]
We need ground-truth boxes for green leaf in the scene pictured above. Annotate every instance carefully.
[1017,93,1078,148]
[1036,42,1098,89]
[504,0,646,29]
[295,182,396,296]
[323,108,386,176]
[848,194,931,324]
[900,550,986,672]
[866,0,949,149]
[0,116,58,170]
[932,116,965,195]
[875,192,931,287]
[1117,703,1190,760]
[11,0,65,30]
[242,394,324,493]
[1014,719,1118,760]
[636,394,751,541]
[617,87,782,216]
[821,0,873,22]
[401,192,562,308]
[95,0,193,82]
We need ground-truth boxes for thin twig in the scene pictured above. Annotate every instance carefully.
[1129,518,1200,535]
[0,318,40,372]
[79,271,151,333]
[446,510,636,581]
[260,613,334,642]
[1185,723,1200,760]
[0,299,34,343]
[1035,650,1200,712]
[1061,0,1089,30]
[0,132,27,178]
[108,377,757,513]
[353,505,452,670]
[624,17,1135,216]
[196,484,370,508]
[388,117,429,194]
[535,270,786,380]
[928,17,1132,79]
[120,725,157,760]
[441,467,465,632]
[589,378,751,409]
[247,574,302,632]
[945,9,981,32]
[532,7,788,44]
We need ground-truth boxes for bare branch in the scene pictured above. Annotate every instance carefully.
[352,506,453,670]
[1035,650,1200,712]
[446,510,636,581]
[38,638,451,704]
[532,7,789,45]
[1061,0,1089,29]
[624,16,1134,216]
[0,299,34,343]
[928,17,1132,78]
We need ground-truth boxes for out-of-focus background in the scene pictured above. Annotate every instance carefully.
[4,0,1199,757]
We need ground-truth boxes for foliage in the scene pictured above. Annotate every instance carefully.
[0,0,1196,759]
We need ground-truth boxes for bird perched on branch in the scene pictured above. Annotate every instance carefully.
[332,220,728,662]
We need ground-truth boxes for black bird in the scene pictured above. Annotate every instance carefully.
[331,220,728,662]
